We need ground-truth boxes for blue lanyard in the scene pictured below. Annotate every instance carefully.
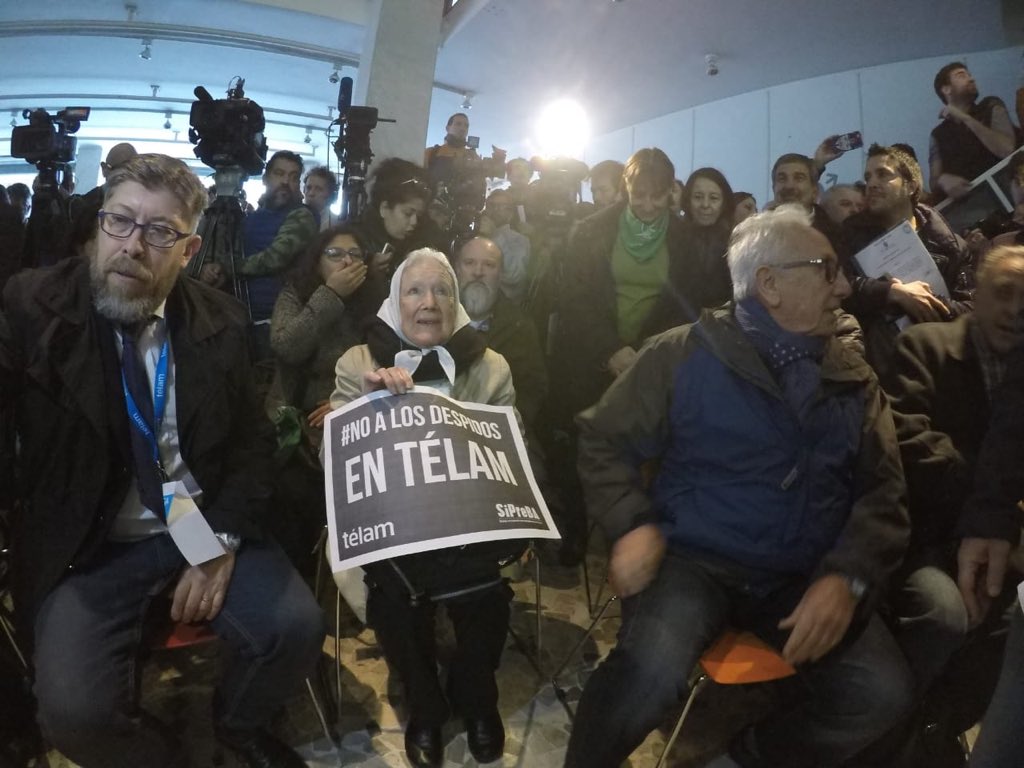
[121,337,170,472]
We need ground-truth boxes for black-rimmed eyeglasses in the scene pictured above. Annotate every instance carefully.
[97,211,190,248]
[323,246,364,261]
[769,258,840,283]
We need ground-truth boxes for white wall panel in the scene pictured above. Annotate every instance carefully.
[693,90,770,205]
[633,108,694,179]
[860,54,952,187]
[586,46,1023,204]
[768,70,862,191]
[584,126,634,166]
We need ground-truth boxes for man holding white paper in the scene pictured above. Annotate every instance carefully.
[842,143,975,373]
[0,154,323,768]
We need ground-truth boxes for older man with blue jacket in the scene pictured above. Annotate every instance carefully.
[564,205,913,768]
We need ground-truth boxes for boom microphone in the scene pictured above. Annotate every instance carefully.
[337,76,353,115]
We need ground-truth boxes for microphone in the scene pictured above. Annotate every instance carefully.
[193,86,214,102]
[337,76,353,115]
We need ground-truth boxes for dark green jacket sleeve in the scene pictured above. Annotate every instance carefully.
[238,207,317,276]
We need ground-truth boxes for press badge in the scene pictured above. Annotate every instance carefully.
[162,480,226,565]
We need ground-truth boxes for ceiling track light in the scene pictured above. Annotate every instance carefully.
[9,110,16,128]
[460,93,473,110]
[705,53,720,76]
[304,127,313,144]
[163,110,173,130]
[139,38,152,60]
[329,61,343,84]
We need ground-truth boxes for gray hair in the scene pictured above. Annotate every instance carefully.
[727,204,816,300]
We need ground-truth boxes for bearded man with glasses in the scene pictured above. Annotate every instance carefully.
[0,153,324,768]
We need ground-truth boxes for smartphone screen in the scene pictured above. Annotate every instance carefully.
[831,131,864,153]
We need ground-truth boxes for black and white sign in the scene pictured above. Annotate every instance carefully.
[323,387,560,571]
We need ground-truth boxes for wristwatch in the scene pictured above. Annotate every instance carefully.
[843,574,869,601]
[214,532,243,553]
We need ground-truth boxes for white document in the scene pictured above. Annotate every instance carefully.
[853,221,950,298]
[163,480,226,565]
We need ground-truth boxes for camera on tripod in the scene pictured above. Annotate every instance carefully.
[189,78,267,176]
[528,156,589,228]
[11,107,90,166]
[433,144,508,236]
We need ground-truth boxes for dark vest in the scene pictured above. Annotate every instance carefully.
[931,98,1003,182]
[243,205,292,321]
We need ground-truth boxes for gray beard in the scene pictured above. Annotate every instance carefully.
[460,280,497,319]
[90,256,165,324]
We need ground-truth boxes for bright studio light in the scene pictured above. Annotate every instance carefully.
[535,99,589,157]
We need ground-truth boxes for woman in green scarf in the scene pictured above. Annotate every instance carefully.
[557,147,732,418]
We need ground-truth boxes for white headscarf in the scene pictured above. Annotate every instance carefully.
[376,248,472,386]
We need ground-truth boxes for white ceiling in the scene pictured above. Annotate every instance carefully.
[0,0,1017,185]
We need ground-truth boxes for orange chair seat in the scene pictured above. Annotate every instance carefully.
[699,630,796,685]
[153,621,216,650]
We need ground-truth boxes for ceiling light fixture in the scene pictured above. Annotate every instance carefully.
[329,61,343,84]
[460,93,473,110]
[9,110,16,128]
[150,84,160,97]
[304,127,313,144]
[705,53,720,76]
[125,3,138,21]
[163,110,173,130]
[139,38,152,60]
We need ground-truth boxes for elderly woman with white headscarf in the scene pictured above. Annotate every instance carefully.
[330,248,517,768]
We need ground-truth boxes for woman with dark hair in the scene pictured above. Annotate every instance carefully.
[675,166,735,317]
[353,156,433,273]
[266,223,378,567]
[559,149,735,415]
[733,191,758,225]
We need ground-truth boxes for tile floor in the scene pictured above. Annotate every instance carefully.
[39,545,813,768]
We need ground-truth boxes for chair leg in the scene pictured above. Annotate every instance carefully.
[551,594,618,697]
[311,527,327,603]
[654,674,709,768]
[304,676,336,745]
[534,543,543,668]
[0,606,26,670]
[334,588,343,709]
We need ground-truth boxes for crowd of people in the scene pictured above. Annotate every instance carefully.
[1,59,1024,768]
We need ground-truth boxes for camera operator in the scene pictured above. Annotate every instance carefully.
[423,112,476,190]
[201,150,317,370]
[424,113,507,238]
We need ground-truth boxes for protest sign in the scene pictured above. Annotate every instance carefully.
[323,387,560,571]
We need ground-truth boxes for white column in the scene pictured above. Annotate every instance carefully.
[354,0,444,166]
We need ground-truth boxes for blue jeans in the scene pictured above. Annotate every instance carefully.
[893,564,970,689]
[563,551,914,768]
[32,534,325,768]
[970,604,1024,768]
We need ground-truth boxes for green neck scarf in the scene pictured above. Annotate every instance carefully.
[618,206,668,263]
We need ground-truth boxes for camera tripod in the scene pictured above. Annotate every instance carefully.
[21,162,71,270]
[187,166,251,320]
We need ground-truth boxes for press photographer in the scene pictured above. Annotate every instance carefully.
[424,112,507,237]
[188,79,316,390]
[10,105,90,269]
